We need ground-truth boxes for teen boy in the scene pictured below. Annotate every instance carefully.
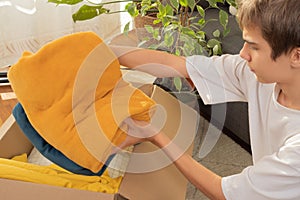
[110,0,300,199]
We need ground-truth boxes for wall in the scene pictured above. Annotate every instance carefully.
[0,0,124,68]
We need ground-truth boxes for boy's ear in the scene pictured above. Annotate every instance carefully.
[290,47,300,68]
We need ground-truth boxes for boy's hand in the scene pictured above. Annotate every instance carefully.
[124,117,160,140]
[112,117,161,153]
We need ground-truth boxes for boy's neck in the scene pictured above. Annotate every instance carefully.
[277,86,300,110]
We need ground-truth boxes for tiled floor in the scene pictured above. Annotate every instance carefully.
[186,116,253,200]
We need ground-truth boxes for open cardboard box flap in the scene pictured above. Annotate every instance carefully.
[0,84,199,200]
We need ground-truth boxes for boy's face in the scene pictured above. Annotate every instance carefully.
[239,26,291,84]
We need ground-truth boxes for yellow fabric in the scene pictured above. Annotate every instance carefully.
[8,31,156,173]
[11,153,28,162]
[0,156,122,193]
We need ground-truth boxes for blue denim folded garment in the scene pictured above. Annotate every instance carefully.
[12,103,114,176]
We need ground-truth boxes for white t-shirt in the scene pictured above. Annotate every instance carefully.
[186,54,300,200]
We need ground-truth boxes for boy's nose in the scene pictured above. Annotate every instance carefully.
[239,43,251,62]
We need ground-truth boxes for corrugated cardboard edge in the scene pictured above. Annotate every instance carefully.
[0,178,128,200]
[0,115,32,158]
[119,85,199,200]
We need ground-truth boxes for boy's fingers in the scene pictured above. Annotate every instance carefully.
[123,117,159,138]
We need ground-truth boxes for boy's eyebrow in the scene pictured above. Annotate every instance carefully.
[243,39,258,45]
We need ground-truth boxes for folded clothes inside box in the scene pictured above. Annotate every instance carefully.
[0,152,123,194]
[13,102,132,179]
[12,103,113,176]
[0,136,131,193]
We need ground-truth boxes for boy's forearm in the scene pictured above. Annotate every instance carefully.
[109,45,189,78]
[152,133,226,200]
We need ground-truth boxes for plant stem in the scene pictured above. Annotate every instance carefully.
[180,6,184,26]
[183,6,188,27]
[106,10,128,14]
[86,0,138,6]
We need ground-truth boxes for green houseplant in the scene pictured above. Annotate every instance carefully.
[49,0,235,56]
[49,0,236,93]
[129,0,236,92]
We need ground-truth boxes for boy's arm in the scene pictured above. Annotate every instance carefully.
[109,45,189,78]
[119,119,226,200]
[117,129,226,200]
[153,133,226,200]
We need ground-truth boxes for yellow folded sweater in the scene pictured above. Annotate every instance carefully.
[0,154,121,193]
[8,32,156,173]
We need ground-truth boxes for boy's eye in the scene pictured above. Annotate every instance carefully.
[243,40,259,51]
[249,45,258,50]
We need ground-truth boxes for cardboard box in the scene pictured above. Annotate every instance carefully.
[0,84,199,200]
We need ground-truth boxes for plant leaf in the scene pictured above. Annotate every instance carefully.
[207,38,221,48]
[72,5,109,22]
[153,18,162,24]
[164,32,174,47]
[145,25,154,33]
[147,43,161,50]
[165,4,174,15]
[138,40,149,48]
[212,29,220,38]
[213,45,219,55]
[153,28,161,40]
[174,77,182,91]
[187,0,196,11]
[196,5,205,17]
[164,23,178,32]
[223,27,231,37]
[197,18,206,26]
[225,0,237,7]
[162,16,171,26]
[219,9,228,30]
[196,31,206,40]
[123,22,130,35]
[179,0,188,7]
[182,42,194,56]
[206,0,218,8]
[157,3,166,17]
[170,0,179,10]
[207,39,222,55]
[182,27,196,37]
[125,2,139,17]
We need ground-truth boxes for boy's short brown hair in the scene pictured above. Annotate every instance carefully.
[237,0,300,60]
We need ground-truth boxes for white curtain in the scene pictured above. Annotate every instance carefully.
[0,0,122,67]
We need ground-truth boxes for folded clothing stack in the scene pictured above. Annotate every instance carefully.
[0,153,123,193]
[7,31,156,177]
[12,103,112,175]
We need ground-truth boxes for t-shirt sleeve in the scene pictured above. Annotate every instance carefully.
[222,134,300,200]
[186,54,251,104]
